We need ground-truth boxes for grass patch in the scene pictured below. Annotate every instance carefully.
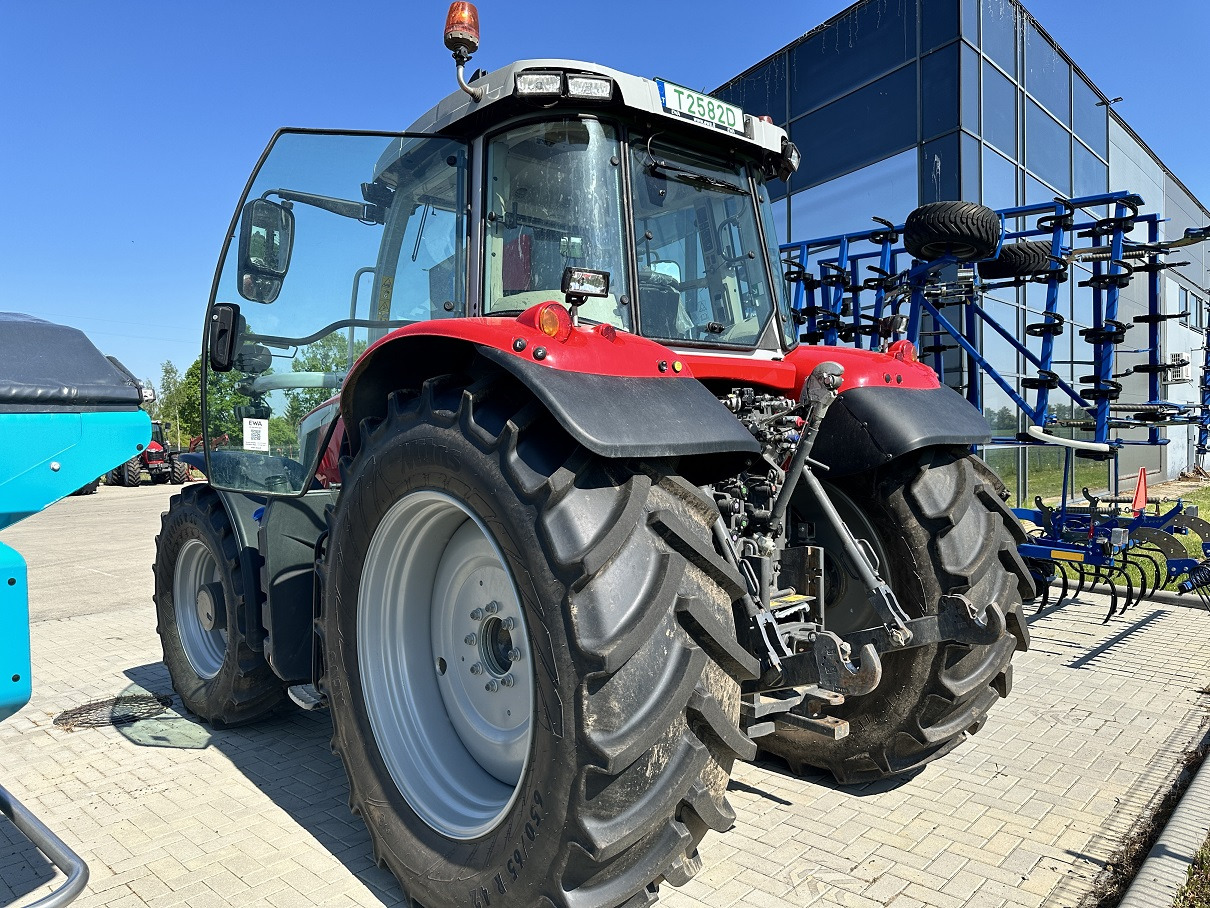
[1175,838,1210,908]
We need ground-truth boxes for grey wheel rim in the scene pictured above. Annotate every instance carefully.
[173,538,227,680]
[358,489,535,840]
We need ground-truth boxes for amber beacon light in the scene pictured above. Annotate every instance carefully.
[445,3,484,102]
[444,3,480,56]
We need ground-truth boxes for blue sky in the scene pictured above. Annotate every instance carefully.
[1,0,1206,389]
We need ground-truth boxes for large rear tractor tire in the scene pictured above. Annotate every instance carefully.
[904,201,1001,262]
[153,484,287,727]
[320,370,754,908]
[761,449,1031,784]
[120,457,141,487]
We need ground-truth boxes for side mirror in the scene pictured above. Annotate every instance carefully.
[237,199,295,304]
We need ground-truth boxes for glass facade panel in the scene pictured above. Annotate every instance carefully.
[1073,74,1107,158]
[981,0,1017,77]
[1074,140,1108,199]
[980,296,1018,377]
[788,148,918,240]
[961,42,981,134]
[982,447,1019,502]
[961,0,979,40]
[1026,445,1066,501]
[1024,20,1070,124]
[790,64,918,189]
[922,44,960,139]
[789,1,917,118]
[982,59,1017,156]
[961,131,981,201]
[982,144,1017,209]
[717,54,787,124]
[921,132,961,203]
[922,0,960,51]
[1025,100,1070,193]
[1025,172,1056,205]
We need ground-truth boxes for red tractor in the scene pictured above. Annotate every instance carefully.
[109,419,188,486]
[155,7,1030,906]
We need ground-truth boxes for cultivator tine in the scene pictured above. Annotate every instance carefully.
[1101,569,1119,624]
[1120,567,1136,612]
[1133,547,1166,601]
[1057,566,1070,604]
[1073,563,1090,599]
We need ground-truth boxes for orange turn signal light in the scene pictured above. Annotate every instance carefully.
[537,303,572,342]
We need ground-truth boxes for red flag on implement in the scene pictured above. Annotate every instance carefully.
[1132,469,1148,515]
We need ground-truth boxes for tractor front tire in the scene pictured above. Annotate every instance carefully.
[171,458,189,484]
[904,201,1001,262]
[320,370,753,908]
[762,449,1031,784]
[154,484,286,727]
[120,457,141,487]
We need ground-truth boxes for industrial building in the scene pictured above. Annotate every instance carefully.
[717,0,1210,503]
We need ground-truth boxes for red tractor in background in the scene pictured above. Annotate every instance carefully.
[109,419,188,486]
[152,7,1032,907]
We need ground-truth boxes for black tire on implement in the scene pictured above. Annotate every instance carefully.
[903,201,1001,262]
[977,240,1054,280]
[153,483,286,727]
[121,457,141,487]
[319,369,755,908]
[760,449,1031,784]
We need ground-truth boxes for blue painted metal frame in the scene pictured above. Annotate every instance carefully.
[785,191,1210,605]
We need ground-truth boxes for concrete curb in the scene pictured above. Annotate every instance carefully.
[1119,751,1210,908]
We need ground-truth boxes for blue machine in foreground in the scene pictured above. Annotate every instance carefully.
[0,312,150,907]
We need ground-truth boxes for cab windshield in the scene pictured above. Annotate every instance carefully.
[629,138,779,347]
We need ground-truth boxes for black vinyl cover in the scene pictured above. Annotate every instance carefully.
[0,312,143,412]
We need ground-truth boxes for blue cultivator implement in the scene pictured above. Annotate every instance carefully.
[787,191,1210,619]
[0,312,149,907]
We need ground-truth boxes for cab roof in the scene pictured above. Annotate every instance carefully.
[400,58,787,157]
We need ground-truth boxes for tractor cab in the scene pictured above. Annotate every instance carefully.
[201,33,798,495]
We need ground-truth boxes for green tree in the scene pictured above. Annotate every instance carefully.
[283,331,366,424]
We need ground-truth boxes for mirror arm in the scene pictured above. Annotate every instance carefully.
[264,189,385,224]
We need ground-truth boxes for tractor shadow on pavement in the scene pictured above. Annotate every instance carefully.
[119,662,405,907]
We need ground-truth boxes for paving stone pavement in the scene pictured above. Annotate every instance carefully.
[3,484,1210,907]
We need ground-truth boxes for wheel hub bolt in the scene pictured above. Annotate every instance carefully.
[470,608,484,621]
[507,647,522,662]
[470,662,484,675]
[485,679,499,692]
[465,633,477,645]
[502,617,516,630]
[484,601,499,615]
[501,674,515,688]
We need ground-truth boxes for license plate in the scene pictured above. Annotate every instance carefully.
[656,80,745,136]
